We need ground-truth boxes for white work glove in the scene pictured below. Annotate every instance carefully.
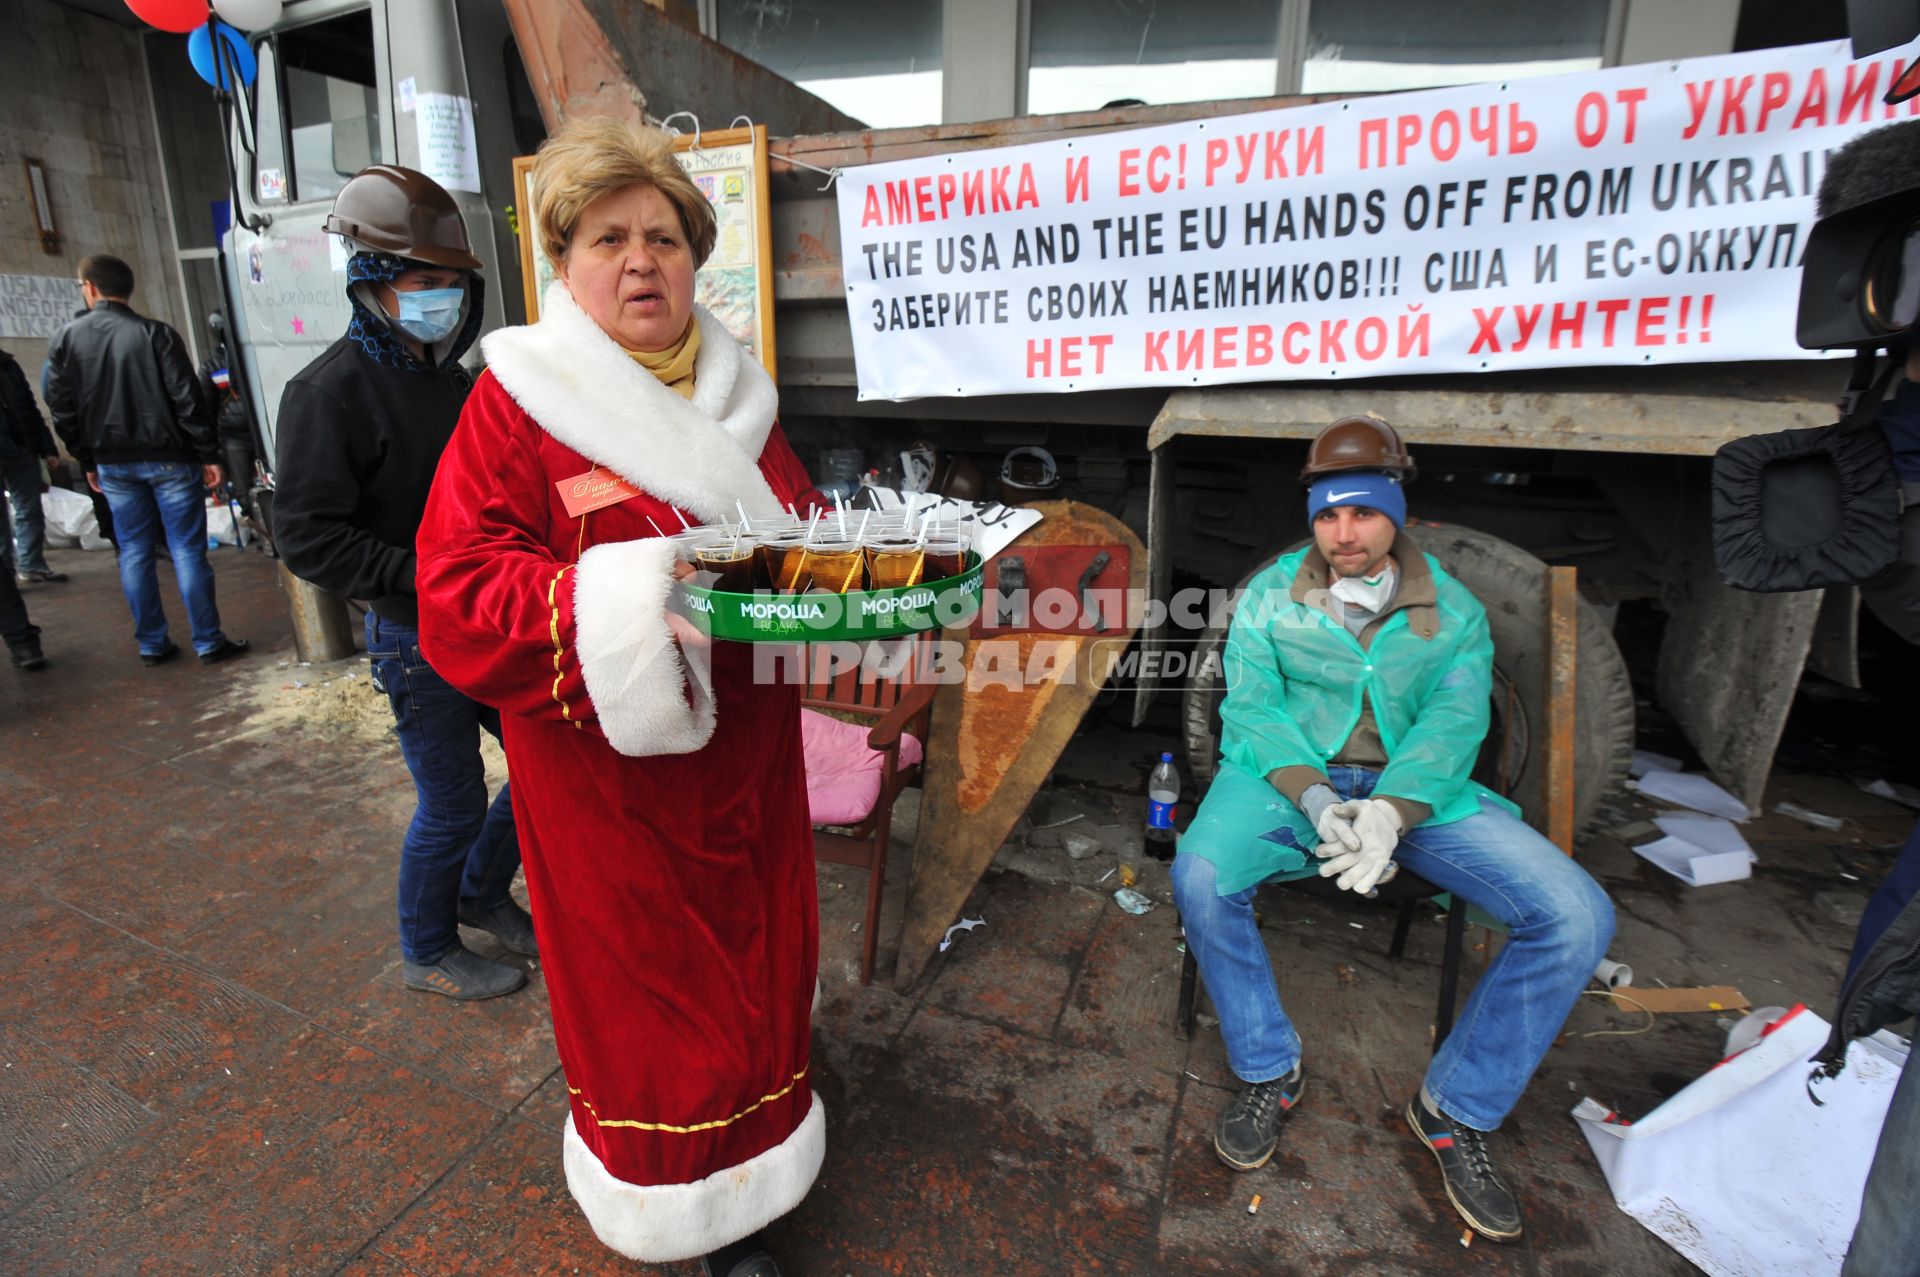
[1299,784,1360,855]
[1316,798,1403,895]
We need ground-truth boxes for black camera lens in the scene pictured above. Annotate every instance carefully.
[1863,218,1920,334]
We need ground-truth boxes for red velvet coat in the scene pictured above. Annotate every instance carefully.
[416,288,822,1263]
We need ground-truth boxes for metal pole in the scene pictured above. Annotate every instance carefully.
[1546,565,1579,855]
[277,562,356,663]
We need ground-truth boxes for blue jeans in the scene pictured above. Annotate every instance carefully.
[366,611,520,964]
[2,452,49,574]
[1173,765,1615,1130]
[96,461,226,656]
[1842,1038,1920,1275]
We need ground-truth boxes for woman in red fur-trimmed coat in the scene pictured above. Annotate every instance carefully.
[415,116,820,1277]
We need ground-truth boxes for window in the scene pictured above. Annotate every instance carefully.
[1027,0,1284,116]
[713,0,941,130]
[252,10,379,205]
[1301,0,1609,94]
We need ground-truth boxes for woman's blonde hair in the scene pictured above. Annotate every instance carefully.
[531,116,717,274]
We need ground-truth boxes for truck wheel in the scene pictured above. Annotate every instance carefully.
[1180,522,1635,838]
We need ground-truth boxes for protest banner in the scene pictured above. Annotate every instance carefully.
[836,40,1920,401]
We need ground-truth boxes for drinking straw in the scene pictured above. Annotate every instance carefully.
[830,549,862,592]
[674,508,691,530]
[804,510,821,545]
[834,490,848,539]
[735,499,753,532]
[857,510,871,542]
[646,517,667,536]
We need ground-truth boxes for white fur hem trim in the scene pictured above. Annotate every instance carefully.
[480,284,784,527]
[572,537,715,756]
[563,1092,826,1263]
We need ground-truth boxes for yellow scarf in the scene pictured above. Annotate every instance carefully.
[626,321,700,400]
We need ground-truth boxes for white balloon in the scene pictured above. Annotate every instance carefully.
[211,0,284,30]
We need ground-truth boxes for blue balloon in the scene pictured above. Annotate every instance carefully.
[187,21,255,90]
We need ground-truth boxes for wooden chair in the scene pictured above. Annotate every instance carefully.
[804,636,938,985]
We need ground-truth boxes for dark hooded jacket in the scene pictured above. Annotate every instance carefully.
[270,254,485,627]
[0,348,56,461]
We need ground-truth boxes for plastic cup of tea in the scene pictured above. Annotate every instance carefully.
[866,539,928,589]
[757,531,813,593]
[800,540,866,593]
[692,537,758,592]
[920,535,968,582]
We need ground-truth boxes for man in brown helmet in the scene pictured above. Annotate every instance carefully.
[274,166,533,1000]
[1172,414,1614,1242]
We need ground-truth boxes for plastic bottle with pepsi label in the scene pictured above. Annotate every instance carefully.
[1145,751,1181,861]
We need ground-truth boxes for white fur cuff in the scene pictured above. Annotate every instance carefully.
[571,538,716,756]
[563,1093,826,1262]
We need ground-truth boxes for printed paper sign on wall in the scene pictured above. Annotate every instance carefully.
[836,41,1917,401]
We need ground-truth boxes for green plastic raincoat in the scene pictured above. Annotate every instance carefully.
[1191,541,1521,895]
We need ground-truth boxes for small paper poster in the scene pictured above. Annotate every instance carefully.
[397,75,416,113]
[414,92,481,194]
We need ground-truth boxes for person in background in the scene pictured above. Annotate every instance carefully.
[197,312,260,508]
[41,306,116,551]
[1,345,66,584]
[44,254,245,666]
[0,547,45,670]
[273,166,531,1000]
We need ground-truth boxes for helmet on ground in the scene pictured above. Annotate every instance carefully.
[1299,414,1416,483]
[323,165,482,271]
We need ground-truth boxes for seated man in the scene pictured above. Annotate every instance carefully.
[1172,415,1614,1243]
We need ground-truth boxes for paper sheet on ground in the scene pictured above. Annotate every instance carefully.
[1574,1006,1902,1277]
[1632,835,1752,886]
[1635,770,1751,821]
[1653,814,1756,861]
[1630,750,1684,777]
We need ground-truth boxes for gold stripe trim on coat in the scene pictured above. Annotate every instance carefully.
[568,1066,809,1134]
[547,563,577,721]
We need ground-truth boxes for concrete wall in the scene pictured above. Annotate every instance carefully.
[0,4,191,411]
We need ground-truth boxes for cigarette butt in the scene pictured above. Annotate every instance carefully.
[1247,1194,1261,1215]
[1461,1229,1474,1248]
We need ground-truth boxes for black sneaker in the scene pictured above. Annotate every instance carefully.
[8,635,45,670]
[199,637,250,665]
[1213,1065,1304,1171]
[1406,1092,1523,1241]
[458,898,539,956]
[402,944,527,1000]
[17,568,68,584]
[139,641,179,667]
[700,1232,782,1277]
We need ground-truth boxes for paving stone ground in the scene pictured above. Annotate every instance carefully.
[2,545,1910,1275]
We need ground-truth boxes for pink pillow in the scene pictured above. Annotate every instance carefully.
[801,707,924,826]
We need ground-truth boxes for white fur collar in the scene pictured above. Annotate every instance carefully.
[480,283,784,525]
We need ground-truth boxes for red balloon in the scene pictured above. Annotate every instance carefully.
[125,0,209,34]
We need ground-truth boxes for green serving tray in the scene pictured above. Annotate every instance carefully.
[679,554,984,642]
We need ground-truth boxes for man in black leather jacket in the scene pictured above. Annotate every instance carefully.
[45,254,246,667]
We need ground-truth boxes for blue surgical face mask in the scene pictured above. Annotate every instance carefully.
[391,287,465,343]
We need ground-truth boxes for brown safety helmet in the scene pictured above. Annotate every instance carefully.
[1299,414,1417,483]
[323,165,483,271]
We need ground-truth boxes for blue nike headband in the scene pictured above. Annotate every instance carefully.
[1307,472,1406,527]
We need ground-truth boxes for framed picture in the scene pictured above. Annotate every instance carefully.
[512,154,553,325]
[512,125,777,385]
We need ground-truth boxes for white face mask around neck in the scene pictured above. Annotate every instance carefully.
[1329,560,1397,613]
